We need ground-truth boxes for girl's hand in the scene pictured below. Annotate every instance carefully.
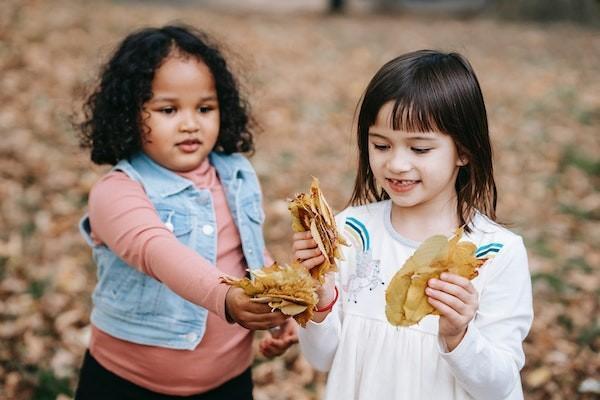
[426,272,479,352]
[292,231,336,322]
[225,287,289,331]
[292,231,325,268]
[258,319,299,358]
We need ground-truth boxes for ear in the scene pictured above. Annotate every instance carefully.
[456,154,468,167]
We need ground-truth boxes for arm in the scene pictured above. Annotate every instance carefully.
[297,287,342,372]
[436,237,533,399]
[293,231,343,372]
[89,172,287,329]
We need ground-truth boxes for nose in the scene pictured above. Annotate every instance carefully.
[386,150,412,173]
[179,110,199,133]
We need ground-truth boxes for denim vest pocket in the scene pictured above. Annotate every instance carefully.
[92,251,144,314]
[155,207,193,242]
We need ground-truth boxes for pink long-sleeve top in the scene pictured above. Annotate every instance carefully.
[87,158,271,396]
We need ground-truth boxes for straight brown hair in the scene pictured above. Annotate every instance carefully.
[349,50,497,231]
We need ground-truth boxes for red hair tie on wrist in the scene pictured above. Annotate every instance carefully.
[315,286,339,313]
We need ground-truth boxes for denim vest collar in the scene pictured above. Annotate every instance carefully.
[122,152,256,198]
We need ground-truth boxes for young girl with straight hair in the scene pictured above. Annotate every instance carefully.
[293,50,533,399]
[74,25,295,400]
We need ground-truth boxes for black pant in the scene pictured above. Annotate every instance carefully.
[75,350,254,400]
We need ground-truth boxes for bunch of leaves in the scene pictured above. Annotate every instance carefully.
[386,228,486,326]
[288,177,348,283]
[221,262,319,327]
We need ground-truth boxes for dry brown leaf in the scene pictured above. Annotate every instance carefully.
[288,177,348,283]
[386,228,486,326]
[0,2,596,397]
[221,262,318,327]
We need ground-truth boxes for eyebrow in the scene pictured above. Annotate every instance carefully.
[368,130,438,141]
[149,95,218,103]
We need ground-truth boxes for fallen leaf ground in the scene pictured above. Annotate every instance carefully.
[0,1,598,399]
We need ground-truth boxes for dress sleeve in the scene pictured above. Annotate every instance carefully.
[297,211,348,372]
[297,285,343,372]
[88,171,230,320]
[439,236,533,399]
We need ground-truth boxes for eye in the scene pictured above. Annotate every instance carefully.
[198,106,214,113]
[372,143,390,151]
[160,106,176,115]
[411,147,432,154]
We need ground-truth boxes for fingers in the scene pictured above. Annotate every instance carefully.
[260,343,279,358]
[427,273,478,336]
[236,307,289,330]
[427,296,458,319]
[245,299,277,314]
[225,287,290,330]
[300,254,326,269]
[427,273,476,305]
[295,248,323,261]
[240,314,289,331]
[259,331,299,358]
[259,339,286,358]
[438,273,476,293]
[293,231,313,241]
[426,285,468,314]
[292,236,320,253]
[292,233,325,269]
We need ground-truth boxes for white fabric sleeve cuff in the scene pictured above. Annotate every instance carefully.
[437,321,478,357]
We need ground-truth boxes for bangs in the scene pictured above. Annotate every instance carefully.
[390,100,441,134]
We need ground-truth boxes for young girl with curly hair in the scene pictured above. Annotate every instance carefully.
[74,25,295,400]
[293,50,533,399]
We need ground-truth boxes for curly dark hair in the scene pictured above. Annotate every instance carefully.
[78,24,254,165]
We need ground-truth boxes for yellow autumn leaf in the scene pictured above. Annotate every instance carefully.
[221,261,318,327]
[385,228,486,326]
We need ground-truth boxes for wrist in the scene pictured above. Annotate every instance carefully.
[317,272,335,297]
[224,286,236,323]
[442,329,467,352]
[315,286,338,313]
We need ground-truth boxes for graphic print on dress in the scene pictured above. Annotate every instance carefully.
[476,242,504,258]
[342,217,385,304]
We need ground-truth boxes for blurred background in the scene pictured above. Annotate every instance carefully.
[0,0,598,399]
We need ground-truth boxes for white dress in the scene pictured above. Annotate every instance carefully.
[298,200,533,400]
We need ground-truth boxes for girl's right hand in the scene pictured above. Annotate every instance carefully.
[225,287,289,331]
[292,231,325,268]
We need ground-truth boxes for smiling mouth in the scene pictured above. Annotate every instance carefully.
[386,178,420,192]
[387,178,420,185]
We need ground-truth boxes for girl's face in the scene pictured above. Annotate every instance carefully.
[368,102,466,212]
[142,54,220,172]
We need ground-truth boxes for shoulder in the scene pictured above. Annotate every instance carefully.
[210,152,255,172]
[90,171,144,207]
[468,213,525,256]
[336,200,389,225]
[469,213,529,281]
[91,170,140,192]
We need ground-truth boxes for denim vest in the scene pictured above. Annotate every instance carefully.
[79,152,266,350]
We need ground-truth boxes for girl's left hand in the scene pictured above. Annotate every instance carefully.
[426,272,479,352]
[258,319,299,358]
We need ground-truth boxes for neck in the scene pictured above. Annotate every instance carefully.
[390,195,460,242]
